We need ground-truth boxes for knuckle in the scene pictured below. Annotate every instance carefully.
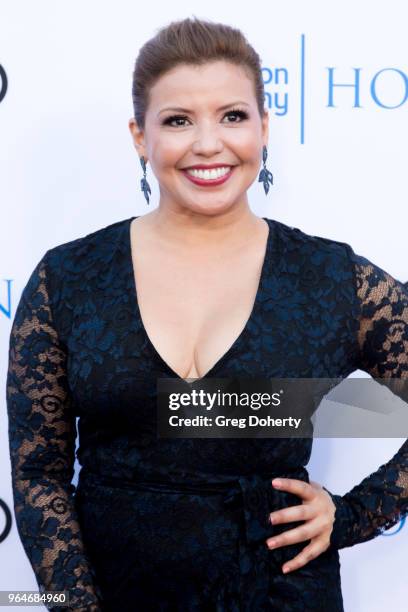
[304,482,313,495]
[298,549,314,564]
[292,555,302,565]
[289,560,301,571]
[300,506,309,520]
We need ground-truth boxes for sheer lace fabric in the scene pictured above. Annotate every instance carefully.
[6,257,103,611]
[325,253,408,549]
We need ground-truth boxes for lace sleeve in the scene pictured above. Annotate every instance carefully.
[5,253,103,611]
[325,250,408,549]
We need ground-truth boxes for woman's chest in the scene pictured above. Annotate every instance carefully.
[57,219,359,413]
[131,239,267,379]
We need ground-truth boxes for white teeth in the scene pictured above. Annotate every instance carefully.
[186,166,232,180]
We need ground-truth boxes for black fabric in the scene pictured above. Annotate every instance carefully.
[6,216,408,611]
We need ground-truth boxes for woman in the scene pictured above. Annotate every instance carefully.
[6,17,408,612]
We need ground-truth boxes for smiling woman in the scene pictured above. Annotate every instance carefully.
[128,57,270,213]
[6,15,408,612]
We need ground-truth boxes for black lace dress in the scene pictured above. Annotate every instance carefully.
[6,216,408,611]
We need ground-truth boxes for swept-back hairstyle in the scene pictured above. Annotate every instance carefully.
[131,17,266,129]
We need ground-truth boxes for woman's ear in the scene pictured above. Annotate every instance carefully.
[128,117,147,161]
[261,109,269,149]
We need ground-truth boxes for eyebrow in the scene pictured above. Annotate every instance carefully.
[158,101,250,116]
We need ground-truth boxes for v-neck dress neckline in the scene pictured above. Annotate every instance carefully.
[124,215,274,382]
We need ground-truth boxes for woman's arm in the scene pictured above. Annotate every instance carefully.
[6,253,103,611]
[325,250,408,549]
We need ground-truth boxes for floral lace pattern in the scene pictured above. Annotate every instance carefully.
[6,257,103,611]
[325,252,408,549]
[5,216,408,611]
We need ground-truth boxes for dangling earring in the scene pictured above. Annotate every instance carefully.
[258,145,274,195]
[139,156,151,204]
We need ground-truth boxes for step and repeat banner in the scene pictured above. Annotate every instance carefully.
[1,1,407,611]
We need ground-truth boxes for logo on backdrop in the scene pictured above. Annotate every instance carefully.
[0,279,12,319]
[0,64,8,104]
[381,515,406,536]
[262,34,407,143]
[0,498,12,543]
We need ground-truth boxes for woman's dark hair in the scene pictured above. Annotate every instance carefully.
[131,17,266,130]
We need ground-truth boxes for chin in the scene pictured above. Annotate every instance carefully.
[184,199,237,215]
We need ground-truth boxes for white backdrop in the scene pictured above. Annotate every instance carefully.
[1,1,407,610]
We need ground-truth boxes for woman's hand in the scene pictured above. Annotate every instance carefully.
[266,478,336,574]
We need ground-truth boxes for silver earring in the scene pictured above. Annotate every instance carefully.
[140,156,151,204]
[258,145,274,195]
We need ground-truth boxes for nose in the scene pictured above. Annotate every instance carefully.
[191,123,224,157]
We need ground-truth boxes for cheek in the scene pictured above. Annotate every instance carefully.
[227,131,262,165]
[148,136,187,170]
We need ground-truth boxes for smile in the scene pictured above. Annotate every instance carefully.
[181,166,235,186]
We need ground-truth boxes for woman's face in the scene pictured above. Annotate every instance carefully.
[129,60,269,216]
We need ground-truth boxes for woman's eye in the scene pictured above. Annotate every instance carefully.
[223,110,248,123]
[163,115,189,127]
